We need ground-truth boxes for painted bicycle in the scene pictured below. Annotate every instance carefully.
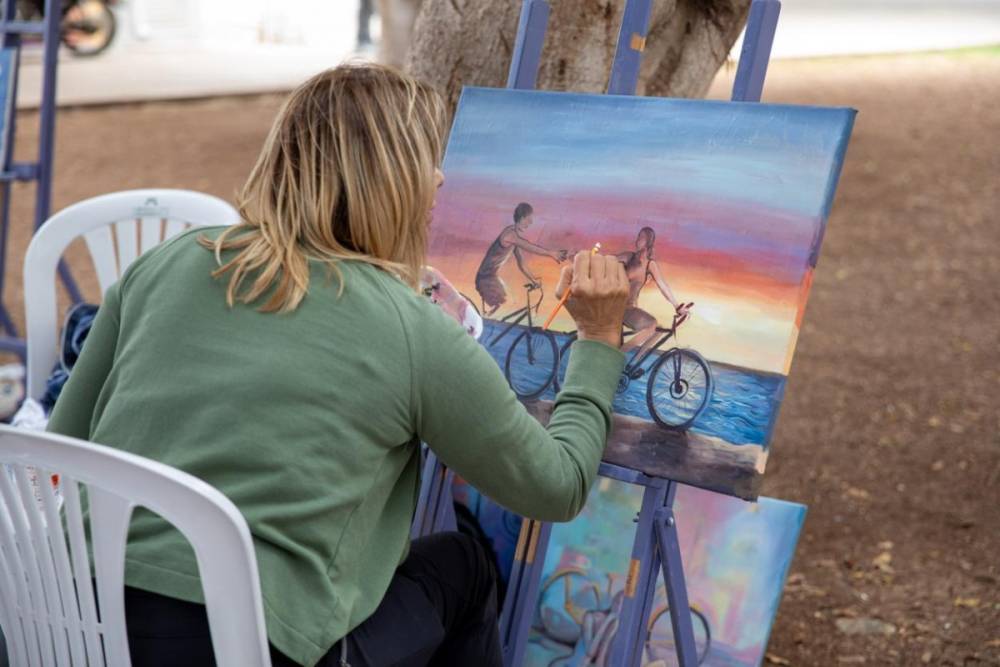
[500,298,714,431]
[530,566,712,666]
[479,283,561,398]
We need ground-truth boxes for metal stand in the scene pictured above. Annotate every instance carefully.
[410,449,456,539]
[414,1,782,666]
[0,0,80,359]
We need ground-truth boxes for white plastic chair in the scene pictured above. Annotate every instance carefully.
[23,189,240,401]
[0,425,271,667]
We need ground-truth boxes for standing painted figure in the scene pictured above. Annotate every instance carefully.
[421,266,484,340]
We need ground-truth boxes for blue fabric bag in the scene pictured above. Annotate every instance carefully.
[39,302,99,413]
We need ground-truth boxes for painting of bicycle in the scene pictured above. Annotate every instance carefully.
[519,479,806,667]
[426,88,853,499]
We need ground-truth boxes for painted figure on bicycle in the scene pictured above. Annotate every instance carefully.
[617,227,692,362]
[474,202,567,315]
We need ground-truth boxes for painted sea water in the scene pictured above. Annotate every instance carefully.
[480,320,784,447]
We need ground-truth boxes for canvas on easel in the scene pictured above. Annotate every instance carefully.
[524,481,805,667]
[426,88,854,500]
[451,476,805,667]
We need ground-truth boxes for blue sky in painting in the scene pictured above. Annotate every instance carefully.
[446,88,855,220]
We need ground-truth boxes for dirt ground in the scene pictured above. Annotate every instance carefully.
[3,52,998,665]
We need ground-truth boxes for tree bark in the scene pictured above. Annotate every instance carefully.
[405,0,751,112]
[375,0,423,68]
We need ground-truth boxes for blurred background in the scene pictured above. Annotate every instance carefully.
[1,0,998,664]
[14,0,1000,106]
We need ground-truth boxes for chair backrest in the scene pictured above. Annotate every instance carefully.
[23,189,240,400]
[0,425,271,667]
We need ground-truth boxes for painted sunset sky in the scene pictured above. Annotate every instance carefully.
[429,88,854,374]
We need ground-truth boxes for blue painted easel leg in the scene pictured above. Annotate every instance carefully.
[500,518,552,667]
[37,0,82,304]
[607,0,654,95]
[0,2,22,339]
[609,479,671,666]
[655,494,700,666]
[0,179,19,339]
[0,0,83,349]
[731,0,781,103]
[507,0,550,90]
[411,448,441,539]
[430,468,457,533]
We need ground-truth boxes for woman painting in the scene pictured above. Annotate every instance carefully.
[47,64,630,666]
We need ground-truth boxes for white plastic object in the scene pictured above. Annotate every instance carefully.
[23,189,240,401]
[0,425,271,667]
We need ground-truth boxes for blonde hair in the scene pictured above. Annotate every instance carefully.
[202,63,447,312]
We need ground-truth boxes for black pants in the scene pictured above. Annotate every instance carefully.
[125,532,503,666]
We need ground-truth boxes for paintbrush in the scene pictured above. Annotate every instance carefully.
[542,242,601,331]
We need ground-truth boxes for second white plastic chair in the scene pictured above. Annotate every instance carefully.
[23,189,240,400]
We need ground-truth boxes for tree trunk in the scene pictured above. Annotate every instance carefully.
[375,0,423,68]
[405,0,751,111]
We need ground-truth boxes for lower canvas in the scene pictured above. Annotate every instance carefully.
[453,479,806,666]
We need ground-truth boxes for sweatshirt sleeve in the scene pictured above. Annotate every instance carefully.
[47,283,122,440]
[410,306,624,522]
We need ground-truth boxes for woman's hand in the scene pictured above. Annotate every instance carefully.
[555,252,630,349]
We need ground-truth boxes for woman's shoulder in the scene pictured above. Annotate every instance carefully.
[116,225,227,290]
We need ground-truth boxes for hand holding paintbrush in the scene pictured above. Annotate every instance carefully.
[542,243,601,330]
[545,245,630,349]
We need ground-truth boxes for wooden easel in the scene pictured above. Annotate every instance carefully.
[0,0,82,360]
[412,1,783,665]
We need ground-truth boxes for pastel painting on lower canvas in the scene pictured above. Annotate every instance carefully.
[523,480,806,667]
[427,88,855,498]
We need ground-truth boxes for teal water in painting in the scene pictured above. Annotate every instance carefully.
[480,320,785,446]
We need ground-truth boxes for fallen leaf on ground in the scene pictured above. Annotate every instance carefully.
[921,651,933,663]
[954,597,980,608]
[765,653,791,666]
[836,617,897,636]
[877,540,894,550]
[846,486,871,500]
[872,551,894,572]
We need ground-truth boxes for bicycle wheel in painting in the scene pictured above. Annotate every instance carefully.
[505,329,558,399]
[646,348,713,430]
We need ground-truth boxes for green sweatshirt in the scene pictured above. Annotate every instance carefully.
[47,227,625,666]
